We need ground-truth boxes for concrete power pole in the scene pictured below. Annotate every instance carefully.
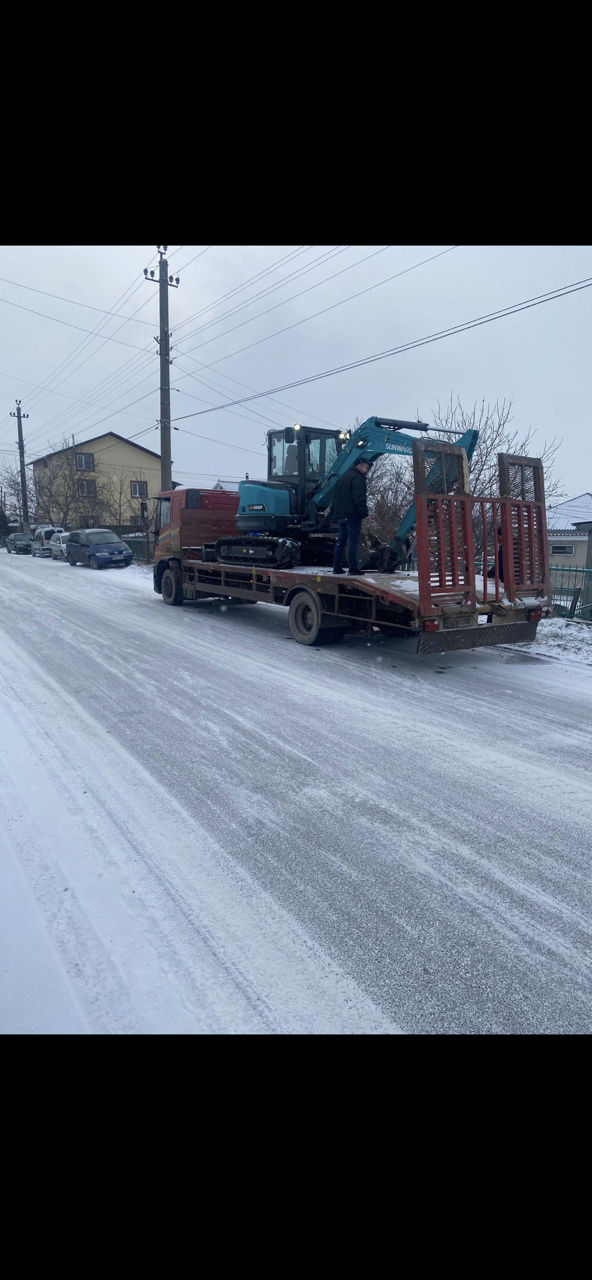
[144,247,179,492]
[10,399,30,532]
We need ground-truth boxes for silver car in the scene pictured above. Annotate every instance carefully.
[49,531,71,561]
[6,532,33,554]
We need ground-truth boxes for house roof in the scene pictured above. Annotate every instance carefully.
[546,493,592,530]
[28,431,161,467]
[213,479,240,492]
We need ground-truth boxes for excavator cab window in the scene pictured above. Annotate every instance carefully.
[268,427,341,482]
[270,432,299,477]
[305,431,339,484]
[324,435,338,473]
[306,436,321,476]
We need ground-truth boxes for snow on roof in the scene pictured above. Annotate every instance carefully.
[213,479,240,492]
[546,493,592,530]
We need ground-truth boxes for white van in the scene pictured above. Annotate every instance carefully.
[32,525,65,557]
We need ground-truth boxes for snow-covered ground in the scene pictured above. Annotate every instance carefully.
[520,615,592,663]
[1,554,591,1034]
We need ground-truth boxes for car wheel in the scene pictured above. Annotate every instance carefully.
[90,556,100,570]
[68,554,76,566]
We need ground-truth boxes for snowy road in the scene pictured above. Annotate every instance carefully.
[1,553,591,1034]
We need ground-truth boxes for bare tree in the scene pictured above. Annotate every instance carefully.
[362,397,564,555]
[32,438,112,528]
[366,455,414,543]
[0,460,36,523]
[103,466,149,529]
[431,395,564,503]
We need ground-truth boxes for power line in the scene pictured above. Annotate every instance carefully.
[0,263,159,447]
[171,246,313,333]
[174,426,264,457]
[181,244,458,367]
[173,361,285,429]
[0,294,149,351]
[171,273,592,422]
[175,246,349,345]
[0,276,156,325]
[176,246,391,353]
[168,245,212,274]
[169,350,342,429]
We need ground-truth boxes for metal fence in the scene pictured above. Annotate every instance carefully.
[549,566,592,620]
[121,534,154,562]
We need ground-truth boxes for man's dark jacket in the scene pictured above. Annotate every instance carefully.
[331,466,369,520]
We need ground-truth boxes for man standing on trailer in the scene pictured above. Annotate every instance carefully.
[332,457,372,576]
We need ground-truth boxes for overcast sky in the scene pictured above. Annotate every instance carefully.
[0,244,589,502]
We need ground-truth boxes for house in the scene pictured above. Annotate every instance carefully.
[28,432,161,530]
[213,479,241,492]
[546,493,592,569]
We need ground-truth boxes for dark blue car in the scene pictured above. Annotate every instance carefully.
[67,528,133,569]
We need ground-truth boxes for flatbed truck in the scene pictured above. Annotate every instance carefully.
[152,442,550,654]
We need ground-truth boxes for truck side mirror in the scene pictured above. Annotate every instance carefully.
[284,427,295,444]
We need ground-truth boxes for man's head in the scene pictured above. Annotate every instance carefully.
[354,458,372,475]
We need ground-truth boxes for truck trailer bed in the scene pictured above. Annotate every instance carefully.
[177,558,547,653]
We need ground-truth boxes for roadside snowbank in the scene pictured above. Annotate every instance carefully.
[519,616,592,664]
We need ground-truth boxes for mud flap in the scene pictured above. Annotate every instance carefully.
[416,620,539,654]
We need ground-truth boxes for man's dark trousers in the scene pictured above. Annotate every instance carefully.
[333,517,362,573]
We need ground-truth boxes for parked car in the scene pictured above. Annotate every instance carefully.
[6,532,33,554]
[67,529,133,569]
[49,531,71,561]
[32,525,65,557]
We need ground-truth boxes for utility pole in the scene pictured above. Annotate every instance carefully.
[144,247,179,492]
[10,399,30,532]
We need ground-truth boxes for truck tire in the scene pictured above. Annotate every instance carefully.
[161,566,183,606]
[288,590,341,646]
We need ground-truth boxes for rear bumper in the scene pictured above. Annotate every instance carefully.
[417,619,539,654]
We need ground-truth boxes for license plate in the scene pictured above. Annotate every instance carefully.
[443,615,474,629]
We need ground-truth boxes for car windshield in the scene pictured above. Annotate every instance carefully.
[15,535,30,542]
[89,531,121,545]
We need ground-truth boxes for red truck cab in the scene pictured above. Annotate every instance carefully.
[153,487,238,595]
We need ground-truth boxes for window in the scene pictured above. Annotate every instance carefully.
[76,453,94,471]
[551,544,574,555]
[156,498,170,531]
[79,479,96,498]
[305,436,321,476]
[131,480,148,498]
[130,515,141,527]
[324,437,338,473]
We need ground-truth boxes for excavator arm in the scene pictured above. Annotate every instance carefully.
[309,415,479,568]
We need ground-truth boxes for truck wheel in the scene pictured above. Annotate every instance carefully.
[161,566,183,605]
[288,591,339,645]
